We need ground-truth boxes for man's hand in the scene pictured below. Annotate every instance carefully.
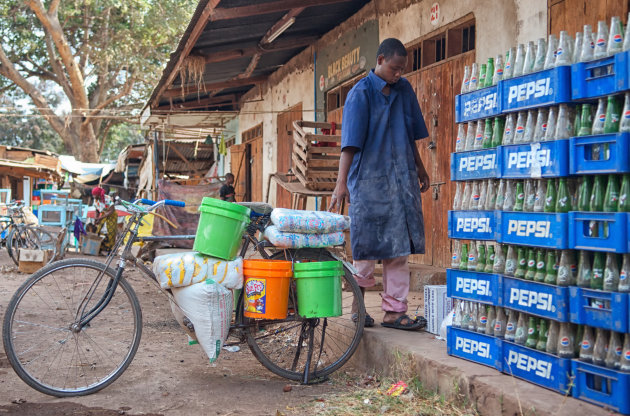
[328,181,350,213]
[418,169,430,193]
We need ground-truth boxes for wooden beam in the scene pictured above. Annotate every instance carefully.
[154,94,237,111]
[210,0,352,21]
[167,143,190,165]
[199,35,318,64]
[160,75,267,99]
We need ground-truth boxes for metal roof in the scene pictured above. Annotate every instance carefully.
[146,0,371,114]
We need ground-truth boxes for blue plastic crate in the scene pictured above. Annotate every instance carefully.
[571,51,630,100]
[450,148,500,181]
[568,287,629,332]
[497,212,569,249]
[572,360,630,415]
[455,85,500,123]
[500,139,570,178]
[501,66,572,112]
[446,269,501,305]
[447,326,503,371]
[502,341,573,395]
[448,210,497,240]
[569,133,630,175]
[502,276,570,321]
[568,212,628,253]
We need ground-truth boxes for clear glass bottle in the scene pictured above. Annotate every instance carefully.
[594,20,610,59]
[504,47,515,79]
[478,179,488,211]
[581,24,595,62]
[557,322,576,358]
[469,62,479,91]
[455,123,466,152]
[495,179,506,210]
[593,328,608,367]
[556,31,573,66]
[467,241,478,271]
[555,104,573,140]
[485,244,495,273]
[573,31,584,64]
[523,109,537,143]
[470,181,481,210]
[493,243,506,274]
[477,304,488,334]
[522,41,536,75]
[544,34,558,70]
[624,12,630,52]
[465,121,476,150]
[451,239,461,269]
[453,181,463,210]
[512,44,525,77]
[619,333,630,371]
[524,179,536,212]
[605,331,622,369]
[473,120,484,150]
[592,97,607,135]
[515,312,528,345]
[546,320,560,355]
[579,325,595,362]
[485,305,496,335]
[485,179,497,210]
[556,250,577,286]
[534,179,546,212]
[494,307,507,338]
[513,181,525,212]
[504,245,518,277]
[461,65,470,94]
[505,309,517,342]
[503,113,515,145]
[533,37,547,72]
[514,111,526,143]
[619,253,630,292]
[461,181,471,210]
[544,106,558,141]
[577,250,593,288]
[533,108,548,143]
[492,54,504,85]
[503,180,516,211]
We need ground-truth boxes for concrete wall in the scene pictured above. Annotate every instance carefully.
[237,0,548,206]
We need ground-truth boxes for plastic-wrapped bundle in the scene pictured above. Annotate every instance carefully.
[270,208,350,234]
[264,225,345,248]
[153,251,243,290]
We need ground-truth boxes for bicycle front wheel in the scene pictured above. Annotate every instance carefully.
[246,248,365,382]
[3,259,142,397]
[7,226,56,266]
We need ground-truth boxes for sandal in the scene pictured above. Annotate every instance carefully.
[380,314,426,331]
[352,313,375,328]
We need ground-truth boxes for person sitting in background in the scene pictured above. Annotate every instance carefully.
[91,186,117,253]
[220,173,236,202]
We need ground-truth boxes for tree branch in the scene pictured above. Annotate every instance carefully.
[43,34,73,101]
[97,120,115,158]
[48,0,61,16]
[84,76,135,125]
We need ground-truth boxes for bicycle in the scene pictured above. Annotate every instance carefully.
[2,198,366,397]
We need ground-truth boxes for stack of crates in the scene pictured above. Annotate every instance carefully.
[446,35,630,414]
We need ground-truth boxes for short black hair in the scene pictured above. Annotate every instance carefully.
[376,38,408,60]
[225,173,234,180]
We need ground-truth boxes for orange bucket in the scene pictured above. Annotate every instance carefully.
[243,259,293,319]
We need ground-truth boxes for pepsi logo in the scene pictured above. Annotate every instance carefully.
[495,322,502,330]
[616,346,623,356]
[464,80,470,86]
[598,114,606,122]
[452,254,458,260]
[505,127,512,135]
[506,63,511,69]
[560,337,570,346]
[556,48,563,55]
[507,323,514,331]
[614,34,623,43]
[624,110,630,119]
[472,194,480,200]
[625,350,630,360]
[542,123,547,131]
[582,340,591,349]
[456,137,462,143]
[476,134,483,139]
[621,271,627,281]
[480,316,487,324]
[497,68,504,75]
[471,76,477,82]
[571,264,578,272]
[596,38,606,47]
[516,126,524,134]
[589,41,595,49]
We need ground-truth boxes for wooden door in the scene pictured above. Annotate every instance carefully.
[549,0,629,38]
[230,143,247,202]
[276,103,303,208]
[408,50,475,268]
[250,137,263,202]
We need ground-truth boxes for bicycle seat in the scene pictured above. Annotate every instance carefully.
[237,202,273,215]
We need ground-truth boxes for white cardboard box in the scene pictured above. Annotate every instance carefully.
[423,285,452,335]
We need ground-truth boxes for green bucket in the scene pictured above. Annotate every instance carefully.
[293,261,343,318]
[193,197,250,260]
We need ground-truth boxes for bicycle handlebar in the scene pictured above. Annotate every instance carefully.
[138,198,185,207]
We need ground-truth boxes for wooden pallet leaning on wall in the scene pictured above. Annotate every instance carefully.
[291,120,342,191]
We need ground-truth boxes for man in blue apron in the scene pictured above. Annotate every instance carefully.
[329,38,430,330]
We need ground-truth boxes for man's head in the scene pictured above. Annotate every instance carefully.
[374,38,408,85]
[225,173,234,185]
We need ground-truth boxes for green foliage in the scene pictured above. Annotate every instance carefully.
[100,123,143,163]
[0,111,65,153]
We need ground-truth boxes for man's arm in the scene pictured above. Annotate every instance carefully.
[328,147,357,212]
[412,144,430,193]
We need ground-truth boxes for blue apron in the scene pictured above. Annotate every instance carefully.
[341,70,429,260]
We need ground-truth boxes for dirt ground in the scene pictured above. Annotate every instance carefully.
[0,250,353,416]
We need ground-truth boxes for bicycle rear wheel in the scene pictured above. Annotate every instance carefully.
[3,259,142,397]
[246,248,365,382]
[7,225,56,266]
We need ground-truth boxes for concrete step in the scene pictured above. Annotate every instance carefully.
[371,263,446,293]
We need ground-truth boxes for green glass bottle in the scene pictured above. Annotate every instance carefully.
[525,248,537,281]
[513,181,525,211]
[492,117,505,147]
[515,247,527,279]
[478,64,487,90]
[459,244,469,270]
[526,316,540,349]
[534,250,546,282]
[590,176,606,211]
[485,58,494,88]
[482,119,494,149]
[544,179,557,212]
[485,245,495,273]
[604,95,622,159]
[544,250,558,285]
[574,104,582,136]
[591,252,605,290]
[536,319,549,351]
[555,178,572,213]
[578,176,593,212]
[619,174,630,212]
[578,103,593,136]
[603,174,620,212]
[477,243,487,272]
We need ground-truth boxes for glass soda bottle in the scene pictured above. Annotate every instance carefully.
[485,305,496,334]
[492,117,504,147]
[591,252,605,290]
[579,325,595,362]
[495,179,506,210]
[485,244,495,273]
[478,63,487,90]
[590,175,605,211]
[578,176,593,211]
[592,97,607,135]
[476,243,487,272]
[453,181,462,210]
[465,121,476,150]
[494,307,507,338]
[578,103,593,136]
[534,249,547,282]
[504,245,517,276]
[605,331,622,369]
[625,12,630,51]
[485,57,494,88]
[524,179,536,212]
[558,322,576,358]
[459,243,469,270]
[492,54,504,85]
[460,65,471,94]
[461,301,471,329]
[619,174,630,211]
[461,181,471,210]
[504,47,515,79]
[620,93,630,132]
[555,31,573,66]
[523,109,536,143]
[469,302,478,331]
[478,180,488,211]
[577,250,593,287]
[515,312,528,345]
[469,63,479,91]
[525,248,537,281]
[603,174,619,212]
[546,320,560,355]
[505,310,517,341]
[514,111,526,143]
[593,328,608,367]
[503,113,515,145]
[556,250,577,286]
[604,252,620,293]
[544,106,558,141]
[536,319,549,351]
[512,44,525,77]
[525,316,540,348]
[534,179,546,212]
[473,121,484,150]
[544,34,558,70]
[555,104,573,140]
[555,178,572,212]
[604,94,621,134]
[594,20,610,60]
[573,31,584,64]
[522,41,535,75]
[581,24,595,62]
[455,123,466,152]
[533,108,548,142]
[619,253,630,292]
[492,243,506,274]
[544,178,557,212]
[515,247,528,279]
[482,119,493,149]
[544,250,558,284]
[477,304,488,334]
[467,241,478,271]
[485,179,497,210]
[533,37,547,72]
[513,181,525,211]
[471,181,481,210]
[574,103,582,136]
[503,180,516,211]
[453,300,463,328]
[451,239,461,268]
[619,333,630,371]
[608,16,623,56]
